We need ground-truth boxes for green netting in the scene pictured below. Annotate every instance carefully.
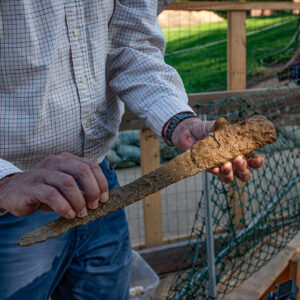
[167,86,300,299]
[163,12,299,93]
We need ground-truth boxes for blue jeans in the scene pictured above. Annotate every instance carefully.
[0,158,132,300]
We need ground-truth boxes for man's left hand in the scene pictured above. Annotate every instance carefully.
[168,117,264,184]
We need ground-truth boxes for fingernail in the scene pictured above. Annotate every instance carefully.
[78,207,87,218]
[222,163,231,174]
[89,200,99,210]
[207,121,216,133]
[235,157,243,167]
[100,192,109,203]
[66,210,76,219]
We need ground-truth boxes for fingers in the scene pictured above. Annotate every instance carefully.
[215,153,264,184]
[217,156,252,184]
[232,156,252,182]
[190,120,215,140]
[53,161,100,211]
[213,153,264,184]
[0,154,110,219]
[171,118,216,153]
[246,153,264,169]
[214,118,228,131]
[42,153,109,212]
[209,167,220,176]
[77,158,109,205]
[44,170,87,217]
[37,184,76,219]
[218,162,234,184]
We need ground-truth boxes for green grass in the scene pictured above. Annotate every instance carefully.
[162,15,298,93]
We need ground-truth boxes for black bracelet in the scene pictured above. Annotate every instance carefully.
[165,112,197,146]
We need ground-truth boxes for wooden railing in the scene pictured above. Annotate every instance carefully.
[119,1,300,250]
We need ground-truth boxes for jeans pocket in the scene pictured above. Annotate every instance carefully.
[99,157,120,190]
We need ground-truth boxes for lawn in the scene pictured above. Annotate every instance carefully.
[162,15,298,93]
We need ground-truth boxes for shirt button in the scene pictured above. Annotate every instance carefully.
[74,28,81,37]
[81,76,87,83]
[86,119,91,128]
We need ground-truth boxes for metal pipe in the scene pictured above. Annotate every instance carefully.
[202,114,217,300]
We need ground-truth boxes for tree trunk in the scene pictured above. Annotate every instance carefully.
[157,0,173,15]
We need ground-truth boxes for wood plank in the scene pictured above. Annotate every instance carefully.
[259,265,291,300]
[167,1,300,11]
[259,251,300,299]
[225,232,300,299]
[188,86,300,106]
[227,10,247,229]
[227,11,246,90]
[228,179,246,229]
[140,129,163,248]
[294,0,300,14]
[139,223,298,276]
[119,87,300,131]
[132,224,237,250]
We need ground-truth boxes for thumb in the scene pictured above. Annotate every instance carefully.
[190,120,215,141]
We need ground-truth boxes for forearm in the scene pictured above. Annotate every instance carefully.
[107,0,193,136]
[292,47,300,64]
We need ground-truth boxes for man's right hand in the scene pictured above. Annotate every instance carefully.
[0,153,109,219]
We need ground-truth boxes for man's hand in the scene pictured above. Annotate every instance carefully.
[0,153,109,219]
[168,117,264,184]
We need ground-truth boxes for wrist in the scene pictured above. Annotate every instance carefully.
[163,112,197,146]
[0,174,16,212]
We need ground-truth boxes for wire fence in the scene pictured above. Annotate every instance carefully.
[115,144,204,247]
[109,8,300,249]
[106,4,300,300]
[167,87,300,299]
[161,10,299,92]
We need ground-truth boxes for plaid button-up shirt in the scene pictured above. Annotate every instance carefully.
[0,0,192,180]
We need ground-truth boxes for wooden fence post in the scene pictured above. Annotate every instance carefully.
[227,11,247,228]
[140,129,163,248]
[227,11,247,90]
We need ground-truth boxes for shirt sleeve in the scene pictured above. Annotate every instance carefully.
[0,158,23,180]
[107,0,194,136]
[0,159,22,215]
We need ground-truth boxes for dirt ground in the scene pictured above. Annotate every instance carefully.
[247,65,285,89]
[158,10,224,28]
[154,272,177,300]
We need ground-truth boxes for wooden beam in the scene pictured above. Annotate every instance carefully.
[227,11,247,90]
[227,11,247,229]
[167,1,300,11]
[119,87,300,131]
[132,224,236,250]
[293,0,300,14]
[228,179,246,230]
[139,222,296,275]
[188,86,300,106]
[225,233,300,300]
[140,129,163,248]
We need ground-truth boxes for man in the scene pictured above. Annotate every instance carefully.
[0,1,263,299]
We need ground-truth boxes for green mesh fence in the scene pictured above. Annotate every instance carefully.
[167,87,300,299]
[162,12,299,93]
